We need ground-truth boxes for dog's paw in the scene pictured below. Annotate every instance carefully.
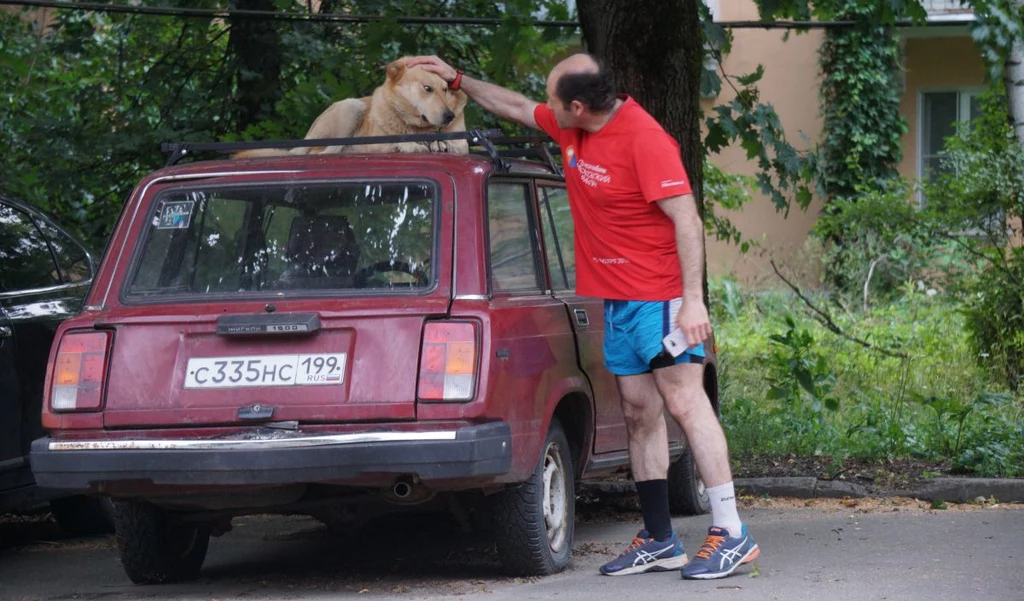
[427,140,451,153]
[393,142,431,153]
[447,140,469,155]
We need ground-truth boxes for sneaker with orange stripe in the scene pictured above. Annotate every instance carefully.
[599,530,689,576]
[680,525,760,580]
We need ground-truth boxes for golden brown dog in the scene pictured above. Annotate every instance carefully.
[233,59,469,159]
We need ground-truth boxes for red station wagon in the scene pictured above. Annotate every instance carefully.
[30,131,719,584]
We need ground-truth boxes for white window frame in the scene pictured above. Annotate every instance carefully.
[704,0,720,21]
[916,86,984,207]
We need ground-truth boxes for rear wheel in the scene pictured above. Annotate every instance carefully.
[493,419,575,576]
[669,445,710,516]
[112,500,210,584]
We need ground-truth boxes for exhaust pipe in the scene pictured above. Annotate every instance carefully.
[385,476,433,504]
[392,478,413,499]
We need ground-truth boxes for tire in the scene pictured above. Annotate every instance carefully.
[668,445,710,516]
[493,419,575,576]
[50,495,115,537]
[111,500,210,585]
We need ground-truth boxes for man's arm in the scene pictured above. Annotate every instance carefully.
[656,194,713,348]
[404,55,540,130]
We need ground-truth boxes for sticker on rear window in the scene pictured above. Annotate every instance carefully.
[156,200,195,230]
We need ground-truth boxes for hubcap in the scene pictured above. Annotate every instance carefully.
[541,441,569,553]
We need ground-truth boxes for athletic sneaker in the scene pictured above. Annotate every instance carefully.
[599,530,689,576]
[681,525,760,580]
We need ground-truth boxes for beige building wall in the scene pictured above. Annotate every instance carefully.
[702,3,985,287]
[2,5,55,29]
[702,0,826,286]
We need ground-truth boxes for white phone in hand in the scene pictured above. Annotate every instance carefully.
[663,328,690,358]
[662,298,689,357]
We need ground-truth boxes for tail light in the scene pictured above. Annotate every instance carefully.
[417,321,477,401]
[50,331,111,412]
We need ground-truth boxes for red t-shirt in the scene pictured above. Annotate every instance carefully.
[533,96,694,301]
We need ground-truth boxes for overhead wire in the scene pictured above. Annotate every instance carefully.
[0,0,977,30]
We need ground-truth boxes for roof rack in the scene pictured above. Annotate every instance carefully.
[485,135,564,176]
[160,129,563,175]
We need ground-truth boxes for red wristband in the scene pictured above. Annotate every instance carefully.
[451,70,464,91]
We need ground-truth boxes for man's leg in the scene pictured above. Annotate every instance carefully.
[652,362,738,531]
[617,372,672,540]
[598,301,687,576]
[653,362,760,580]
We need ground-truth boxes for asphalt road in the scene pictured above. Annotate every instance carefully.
[1,499,1021,601]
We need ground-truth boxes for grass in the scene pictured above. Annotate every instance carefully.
[711,277,1024,478]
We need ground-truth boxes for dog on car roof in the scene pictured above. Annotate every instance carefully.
[233,58,469,158]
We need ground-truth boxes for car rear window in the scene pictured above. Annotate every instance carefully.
[125,180,437,299]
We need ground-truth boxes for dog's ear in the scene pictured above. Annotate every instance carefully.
[449,89,469,112]
[386,59,407,82]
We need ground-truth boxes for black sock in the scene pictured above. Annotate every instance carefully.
[635,479,672,541]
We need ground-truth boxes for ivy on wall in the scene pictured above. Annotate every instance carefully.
[817,0,908,206]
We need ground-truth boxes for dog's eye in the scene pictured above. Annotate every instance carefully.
[423,85,434,93]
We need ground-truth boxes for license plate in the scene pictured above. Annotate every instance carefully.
[184,353,347,389]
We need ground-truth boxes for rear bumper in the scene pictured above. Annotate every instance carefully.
[30,422,511,490]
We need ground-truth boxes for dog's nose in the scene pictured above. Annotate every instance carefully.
[442,110,455,125]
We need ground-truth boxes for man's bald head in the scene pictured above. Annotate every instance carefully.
[551,52,600,79]
[547,52,616,114]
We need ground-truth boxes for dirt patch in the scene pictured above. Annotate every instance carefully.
[737,494,1023,513]
[576,464,1023,523]
[577,490,1020,524]
[731,454,955,496]
[572,541,616,557]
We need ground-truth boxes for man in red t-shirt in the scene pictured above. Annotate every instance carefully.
[405,53,759,580]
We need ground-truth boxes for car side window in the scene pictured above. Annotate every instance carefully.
[487,182,542,293]
[0,202,61,293]
[537,185,576,291]
[32,218,92,283]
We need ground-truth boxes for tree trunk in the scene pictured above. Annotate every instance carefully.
[576,0,707,298]
[1007,0,1024,145]
[227,0,282,131]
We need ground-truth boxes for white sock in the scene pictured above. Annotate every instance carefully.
[707,482,743,538]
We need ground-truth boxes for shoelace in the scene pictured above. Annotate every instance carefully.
[694,534,726,560]
[624,536,652,553]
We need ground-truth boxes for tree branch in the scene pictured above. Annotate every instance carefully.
[903,210,1012,276]
[863,255,884,312]
[770,260,908,359]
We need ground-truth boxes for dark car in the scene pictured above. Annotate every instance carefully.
[0,192,112,535]
[30,132,719,583]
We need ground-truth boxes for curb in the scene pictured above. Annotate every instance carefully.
[581,477,1024,504]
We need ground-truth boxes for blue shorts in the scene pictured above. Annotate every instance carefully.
[603,298,706,376]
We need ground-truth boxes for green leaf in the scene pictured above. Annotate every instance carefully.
[796,368,816,396]
[736,64,765,86]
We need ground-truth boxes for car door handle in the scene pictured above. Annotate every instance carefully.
[573,309,589,327]
[0,326,11,338]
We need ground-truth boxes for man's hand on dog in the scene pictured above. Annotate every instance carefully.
[404,56,457,84]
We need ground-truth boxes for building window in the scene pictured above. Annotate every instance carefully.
[919,89,982,187]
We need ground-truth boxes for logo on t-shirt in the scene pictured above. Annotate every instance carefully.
[565,145,578,168]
